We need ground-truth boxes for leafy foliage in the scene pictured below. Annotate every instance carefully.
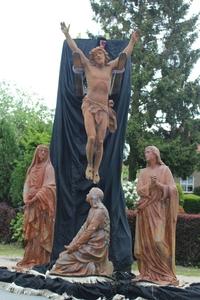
[176,182,184,207]
[176,214,200,266]
[0,119,19,203]
[0,81,53,206]
[193,186,200,196]
[90,0,200,180]
[0,202,16,243]
[10,212,24,244]
[183,193,200,214]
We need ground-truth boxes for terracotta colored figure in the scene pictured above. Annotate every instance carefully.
[134,146,179,285]
[17,145,56,269]
[60,22,139,184]
[50,187,112,276]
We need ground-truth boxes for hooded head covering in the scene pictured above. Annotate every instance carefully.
[26,145,50,175]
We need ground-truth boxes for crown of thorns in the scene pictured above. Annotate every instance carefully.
[89,46,110,64]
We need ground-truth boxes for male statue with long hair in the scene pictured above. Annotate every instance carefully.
[60,22,139,183]
[134,146,179,285]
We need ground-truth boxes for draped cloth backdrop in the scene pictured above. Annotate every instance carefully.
[50,39,133,271]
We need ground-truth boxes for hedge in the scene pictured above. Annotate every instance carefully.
[176,213,200,266]
[127,210,200,267]
[183,194,200,214]
[0,202,16,243]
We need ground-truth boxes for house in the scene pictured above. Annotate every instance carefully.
[178,145,200,193]
[179,172,200,193]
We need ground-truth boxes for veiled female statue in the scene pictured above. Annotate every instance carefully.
[17,145,56,269]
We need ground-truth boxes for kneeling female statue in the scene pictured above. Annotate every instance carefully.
[50,187,112,276]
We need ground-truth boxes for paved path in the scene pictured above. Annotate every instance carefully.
[0,289,47,300]
[0,256,20,269]
[0,257,59,299]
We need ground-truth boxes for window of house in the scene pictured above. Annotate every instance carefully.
[180,176,194,193]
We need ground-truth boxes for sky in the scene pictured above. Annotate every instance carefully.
[0,0,199,109]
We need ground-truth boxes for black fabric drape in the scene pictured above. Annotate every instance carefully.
[50,39,133,270]
[0,268,200,300]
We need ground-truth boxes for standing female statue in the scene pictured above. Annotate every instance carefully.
[17,145,56,269]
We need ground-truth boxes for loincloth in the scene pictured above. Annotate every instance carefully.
[81,96,117,132]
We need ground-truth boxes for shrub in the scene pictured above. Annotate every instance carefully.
[193,186,200,196]
[10,211,24,245]
[176,214,200,266]
[0,202,16,243]
[176,183,184,207]
[183,193,200,214]
[9,152,32,207]
[122,180,139,209]
[127,211,200,267]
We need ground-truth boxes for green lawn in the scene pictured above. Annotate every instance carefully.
[0,244,199,277]
[0,243,23,257]
[176,265,200,277]
[132,262,200,277]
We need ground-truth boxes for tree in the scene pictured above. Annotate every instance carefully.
[0,81,53,206]
[90,0,200,179]
[0,119,18,203]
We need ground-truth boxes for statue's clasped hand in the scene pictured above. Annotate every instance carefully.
[151,175,157,186]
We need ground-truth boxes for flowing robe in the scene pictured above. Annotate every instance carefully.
[134,164,179,285]
[50,203,112,276]
[17,160,56,268]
